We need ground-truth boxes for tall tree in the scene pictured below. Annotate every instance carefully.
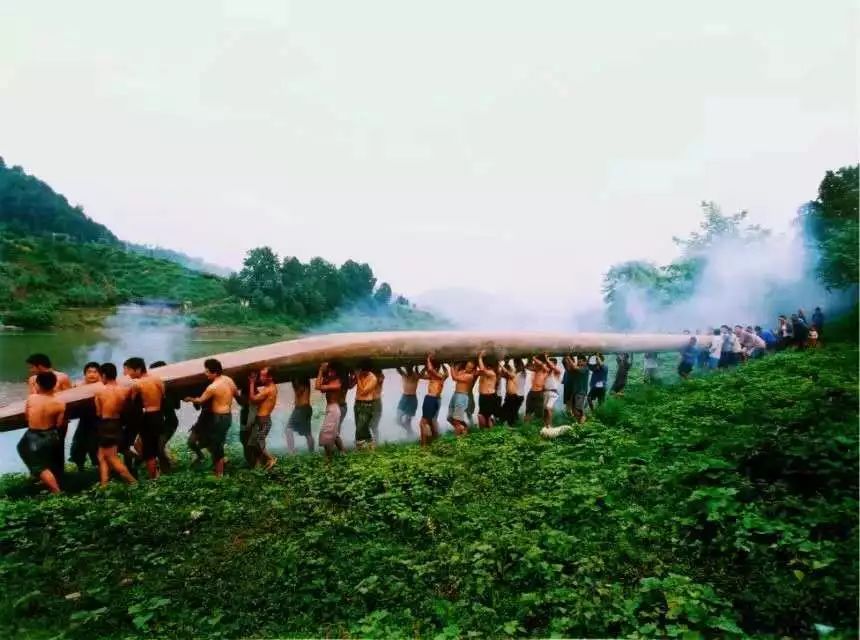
[800,165,859,290]
[373,282,393,305]
[338,260,377,301]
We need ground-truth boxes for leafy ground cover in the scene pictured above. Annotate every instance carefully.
[0,346,856,638]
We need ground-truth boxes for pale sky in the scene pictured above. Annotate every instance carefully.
[1,1,857,311]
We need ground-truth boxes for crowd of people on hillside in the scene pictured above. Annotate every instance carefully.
[14,307,825,494]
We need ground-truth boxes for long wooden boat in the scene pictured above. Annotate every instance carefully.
[0,330,707,430]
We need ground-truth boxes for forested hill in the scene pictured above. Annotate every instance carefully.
[0,159,437,331]
[0,158,116,243]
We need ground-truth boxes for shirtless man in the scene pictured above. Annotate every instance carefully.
[370,368,385,443]
[418,355,447,445]
[248,367,278,470]
[542,355,563,428]
[286,377,314,453]
[123,357,165,480]
[447,361,476,436]
[94,363,137,487]
[524,356,549,422]
[183,358,238,477]
[395,365,420,432]
[476,351,500,429]
[26,353,71,482]
[26,353,72,394]
[17,371,66,494]
[353,360,378,449]
[315,362,347,459]
[70,361,102,472]
[498,359,524,425]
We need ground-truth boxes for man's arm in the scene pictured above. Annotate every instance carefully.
[425,358,444,381]
[395,366,407,377]
[477,351,487,374]
[185,383,215,405]
[58,374,72,392]
[54,403,66,428]
[356,372,377,395]
[94,393,102,417]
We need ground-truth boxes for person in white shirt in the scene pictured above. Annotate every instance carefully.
[708,329,723,369]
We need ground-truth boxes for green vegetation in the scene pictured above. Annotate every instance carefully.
[0,234,226,329]
[1,345,856,638]
[0,160,438,332]
[800,165,859,290]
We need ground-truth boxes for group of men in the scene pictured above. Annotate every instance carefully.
[674,307,825,379]
[18,354,283,492]
[392,351,619,441]
[16,307,824,493]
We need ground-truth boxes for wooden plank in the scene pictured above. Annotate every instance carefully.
[0,330,706,430]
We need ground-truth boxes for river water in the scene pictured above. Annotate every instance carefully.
[0,305,440,474]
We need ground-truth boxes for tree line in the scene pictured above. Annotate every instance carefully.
[225,247,408,321]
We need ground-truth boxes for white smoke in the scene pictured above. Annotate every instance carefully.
[611,225,851,332]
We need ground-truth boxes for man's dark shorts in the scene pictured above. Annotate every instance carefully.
[250,415,272,450]
[478,393,500,419]
[525,389,545,416]
[203,413,232,460]
[97,418,124,448]
[288,405,312,436]
[18,428,61,475]
[354,399,375,442]
[422,395,441,420]
[140,411,164,460]
[397,394,418,417]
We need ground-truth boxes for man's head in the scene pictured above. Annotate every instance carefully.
[203,358,223,381]
[815,306,821,312]
[713,328,721,336]
[99,362,118,382]
[464,360,476,373]
[26,353,52,376]
[513,358,525,372]
[754,325,763,334]
[733,325,743,336]
[35,371,57,393]
[150,360,167,369]
[682,329,691,335]
[123,357,147,379]
[689,336,697,346]
[258,366,272,384]
[83,361,101,384]
[720,324,731,334]
[358,358,373,372]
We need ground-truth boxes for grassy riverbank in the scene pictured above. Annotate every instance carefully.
[0,345,856,638]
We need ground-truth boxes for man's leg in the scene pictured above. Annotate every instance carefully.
[38,468,61,494]
[106,447,137,485]
[285,427,296,454]
[97,447,111,486]
[187,431,205,464]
